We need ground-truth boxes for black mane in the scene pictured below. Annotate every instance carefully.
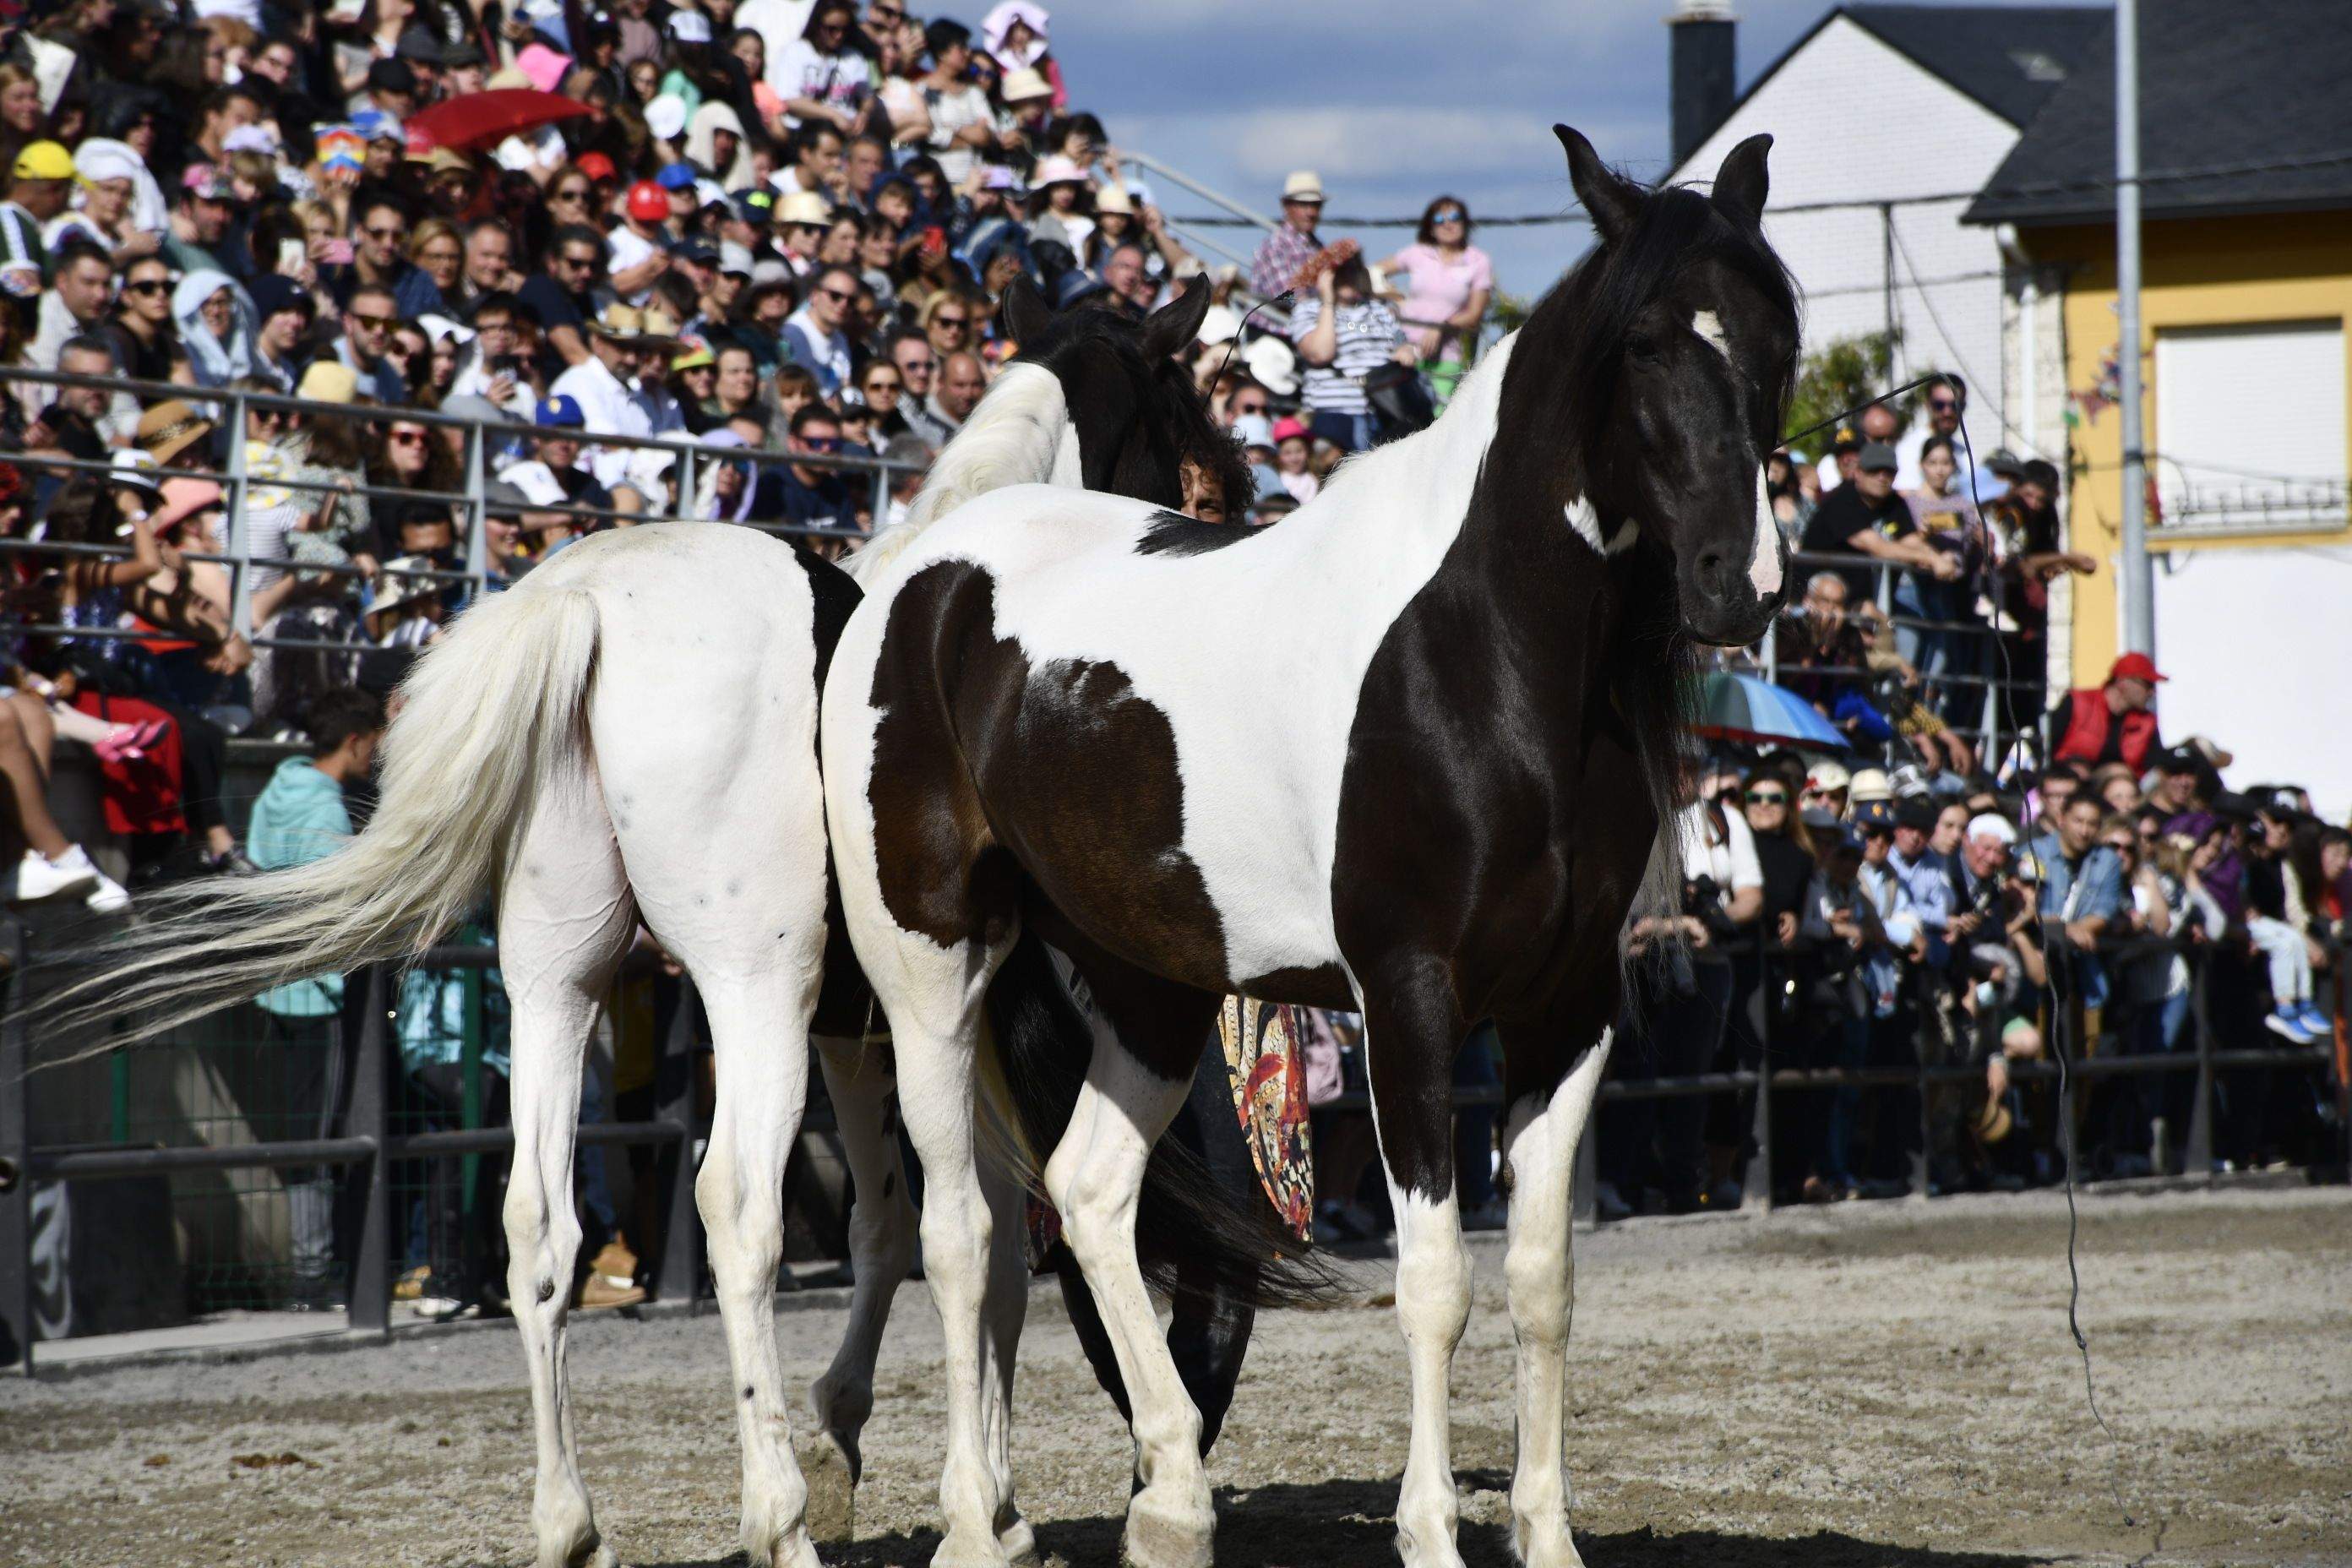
[1017,302,1252,518]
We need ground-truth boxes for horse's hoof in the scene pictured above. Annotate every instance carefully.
[795,1428,858,1544]
[999,1510,1042,1567]
[1511,1518,1586,1568]
[1119,1486,1214,1568]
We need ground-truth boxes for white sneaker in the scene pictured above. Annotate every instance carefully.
[8,847,99,905]
[49,844,129,915]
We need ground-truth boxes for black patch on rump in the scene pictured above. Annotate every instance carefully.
[1132,510,1255,557]
[866,559,1229,998]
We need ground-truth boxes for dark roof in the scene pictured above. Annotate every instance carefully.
[1966,0,2352,226]
[1665,4,2105,185]
[1841,5,2109,128]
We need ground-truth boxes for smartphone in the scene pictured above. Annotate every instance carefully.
[919,226,946,256]
[321,238,355,266]
[277,237,306,275]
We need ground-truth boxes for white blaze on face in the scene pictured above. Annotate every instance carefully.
[1692,310,1783,597]
[1690,308,1730,362]
[1750,463,1783,596]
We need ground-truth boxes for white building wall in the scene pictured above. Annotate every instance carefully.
[1670,16,2025,461]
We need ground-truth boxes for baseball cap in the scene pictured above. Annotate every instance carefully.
[734,188,776,225]
[672,237,719,266]
[535,394,585,428]
[656,161,699,192]
[1805,760,1852,794]
[181,162,235,201]
[351,106,405,144]
[12,140,79,183]
[1858,441,1898,473]
[1854,799,1896,830]
[717,240,755,278]
[624,180,670,223]
[1831,424,1860,453]
[575,151,618,182]
[1966,813,2018,847]
[1233,413,1276,451]
[2108,651,2166,684]
[1984,448,2023,478]
[442,38,487,68]
[2156,743,2203,776]
[483,478,534,515]
[667,7,712,41]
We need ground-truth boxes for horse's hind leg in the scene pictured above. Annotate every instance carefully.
[1043,963,1222,1568]
[498,758,638,1568]
[802,1028,918,1543]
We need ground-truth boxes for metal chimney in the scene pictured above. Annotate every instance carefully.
[1669,0,1738,167]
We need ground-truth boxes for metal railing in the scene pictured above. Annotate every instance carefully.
[0,933,710,1373]
[2,363,923,653]
[1318,928,2347,1222]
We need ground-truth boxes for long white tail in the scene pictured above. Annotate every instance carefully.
[37,578,605,1051]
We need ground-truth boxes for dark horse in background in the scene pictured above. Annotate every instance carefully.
[821,125,1799,1568]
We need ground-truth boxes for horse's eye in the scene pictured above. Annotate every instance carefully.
[1624,337,1664,366]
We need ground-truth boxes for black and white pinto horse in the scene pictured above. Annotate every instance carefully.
[46,287,1271,1568]
[819,127,1799,1568]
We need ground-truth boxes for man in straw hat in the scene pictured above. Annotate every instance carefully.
[551,302,669,487]
[1250,167,1324,298]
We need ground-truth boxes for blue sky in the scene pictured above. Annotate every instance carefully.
[1048,0,2084,298]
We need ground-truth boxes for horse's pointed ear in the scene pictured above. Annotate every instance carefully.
[1555,123,1641,246]
[1002,274,1054,346]
[1139,275,1214,362]
[1712,133,1772,228]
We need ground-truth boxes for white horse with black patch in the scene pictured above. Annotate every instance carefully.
[818,128,1799,1567]
[41,287,1256,1568]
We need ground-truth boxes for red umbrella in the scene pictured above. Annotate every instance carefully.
[406,89,593,154]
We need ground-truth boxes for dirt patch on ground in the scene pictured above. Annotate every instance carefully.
[3,1186,2347,1567]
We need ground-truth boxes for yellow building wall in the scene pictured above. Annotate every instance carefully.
[2027,211,2352,686]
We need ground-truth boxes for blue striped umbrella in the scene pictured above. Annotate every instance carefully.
[1694,670,1850,752]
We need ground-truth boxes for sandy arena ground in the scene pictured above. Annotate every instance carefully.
[3,1184,2348,1568]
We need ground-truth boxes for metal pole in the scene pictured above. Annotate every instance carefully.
[1745,940,1775,1211]
[654,973,703,1304]
[0,924,33,1373]
[2184,947,2214,1177]
[1119,150,1278,233]
[2115,0,2155,659]
[222,391,254,639]
[346,967,391,1337]
[462,420,488,603]
[675,445,697,522]
[869,455,889,531]
[1881,202,1897,378]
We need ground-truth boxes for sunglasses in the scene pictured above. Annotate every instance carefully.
[1746,790,1788,805]
[123,279,168,296]
[364,226,405,241]
[553,187,589,202]
[350,312,395,329]
[865,375,901,391]
[934,313,968,328]
[799,435,841,453]
[818,286,857,302]
[1929,398,1957,411]
[1431,210,1465,223]
[389,430,427,445]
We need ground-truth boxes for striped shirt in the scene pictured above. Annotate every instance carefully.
[1288,296,1403,416]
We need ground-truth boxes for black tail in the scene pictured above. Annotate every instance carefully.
[981,929,1341,1311]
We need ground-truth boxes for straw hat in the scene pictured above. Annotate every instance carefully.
[999,67,1052,102]
[774,189,832,228]
[135,400,215,467]
[297,361,359,405]
[1094,183,1134,215]
[587,302,681,344]
[366,555,444,622]
[1281,170,1325,203]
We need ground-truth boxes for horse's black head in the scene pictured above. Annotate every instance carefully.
[1534,125,1800,646]
[1001,278,1250,513]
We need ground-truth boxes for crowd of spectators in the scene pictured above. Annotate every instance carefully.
[0,0,1503,920]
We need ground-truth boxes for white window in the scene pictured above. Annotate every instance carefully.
[2153,319,2347,534]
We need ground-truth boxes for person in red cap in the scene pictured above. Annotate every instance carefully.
[605,180,675,305]
[2048,651,2166,771]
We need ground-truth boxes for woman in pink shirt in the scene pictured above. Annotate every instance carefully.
[1378,194,1494,364]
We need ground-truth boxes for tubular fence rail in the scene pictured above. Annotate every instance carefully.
[0,362,906,650]
[4,916,2344,1371]
[0,932,707,1374]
